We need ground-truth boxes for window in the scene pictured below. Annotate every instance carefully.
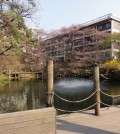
[106,23,111,28]
[97,25,102,30]
[97,22,111,31]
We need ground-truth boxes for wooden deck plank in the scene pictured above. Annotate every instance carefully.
[0,108,56,134]
[1,123,55,134]
[0,117,55,132]
[57,107,120,134]
[0,111,55,126]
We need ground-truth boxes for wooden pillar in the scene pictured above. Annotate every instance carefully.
[42,70,44,81]
[93,65,100,116]
[36,73,38,79]
[9,71,11,81]
[15,74,17,80]
[8,71,11,89]
[47,59,54,107]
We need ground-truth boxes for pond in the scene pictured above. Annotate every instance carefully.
[0,78,120,114]
[54,78,120,114]
[0,79,46,113]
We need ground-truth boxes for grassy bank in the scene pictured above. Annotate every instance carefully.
[0,75,9,86]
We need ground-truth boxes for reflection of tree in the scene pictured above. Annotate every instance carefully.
[0,80,27,113]
[0,93,27,113]
[0,79,46,113]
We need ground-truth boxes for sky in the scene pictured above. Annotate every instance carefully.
[25,0,120,32]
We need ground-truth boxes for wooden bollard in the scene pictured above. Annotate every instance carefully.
[9,70,11,81]
[93,65,100,116]
[47,59,54,107]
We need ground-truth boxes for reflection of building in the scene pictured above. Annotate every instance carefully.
[45,14,120,62]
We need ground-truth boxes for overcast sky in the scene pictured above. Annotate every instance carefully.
[25,0,120,31]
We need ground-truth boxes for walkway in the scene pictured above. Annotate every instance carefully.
[57,107,120,134]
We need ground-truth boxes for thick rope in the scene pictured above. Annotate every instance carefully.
[51,93,98,112]
[50,93,54,106]
[100,101,112,107]
[114,97,120,101]
[54,91,97,103]
[52,102,98,113]
[100,101,120,108]
[100,90,120,98]
[50,90,120,113]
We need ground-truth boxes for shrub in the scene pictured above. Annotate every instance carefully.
[105,60,120,70]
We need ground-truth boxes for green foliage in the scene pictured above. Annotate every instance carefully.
[0,75,8,86]
[103,33,120,47]
[0,30,4,38]
[101,60,120,80]
[111,33,120,42]
[0,0,45,74]
[117,52,120,59]
[29,38,38,43]
[0,10,36,55]
[102,35,111,48]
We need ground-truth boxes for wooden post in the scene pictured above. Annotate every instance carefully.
[15,74,17,80]
[93,65,100,116]
[9,70,11,81]
[47,59,54,107]
[36,73,38,79]
[8,70,11,89]
[42,70,44,81]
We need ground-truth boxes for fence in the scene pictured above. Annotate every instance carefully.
[52,89,120,114]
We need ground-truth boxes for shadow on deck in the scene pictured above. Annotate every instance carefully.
[57,107,120,134]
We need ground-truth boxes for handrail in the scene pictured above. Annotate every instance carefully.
[51,89,120,113]
[54,91,97,103]
[52,102,98,113]
[100,90,120,98]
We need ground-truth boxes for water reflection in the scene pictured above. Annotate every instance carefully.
[54,78,120,114]
[55,79,93,89]
[0,78,120,114]
[0,79,46,113]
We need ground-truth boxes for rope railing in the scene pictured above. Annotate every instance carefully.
[100,90,120,98]
[51,91,98,113]
[54,91,97,103]
[100,90,120,107]
[50,89,120,113]
[52,100,119,113]
[100,101,120,108]
[100,101,113,107]
[52,102,98,113]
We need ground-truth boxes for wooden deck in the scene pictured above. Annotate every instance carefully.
[57,107,120,134]
[0,108,56,134]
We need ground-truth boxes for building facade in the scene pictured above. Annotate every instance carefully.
[45,14,120,62]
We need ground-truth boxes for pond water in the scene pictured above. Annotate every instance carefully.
[54,78,120,114]
[0,78,120,114]
[0,79,46,113]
